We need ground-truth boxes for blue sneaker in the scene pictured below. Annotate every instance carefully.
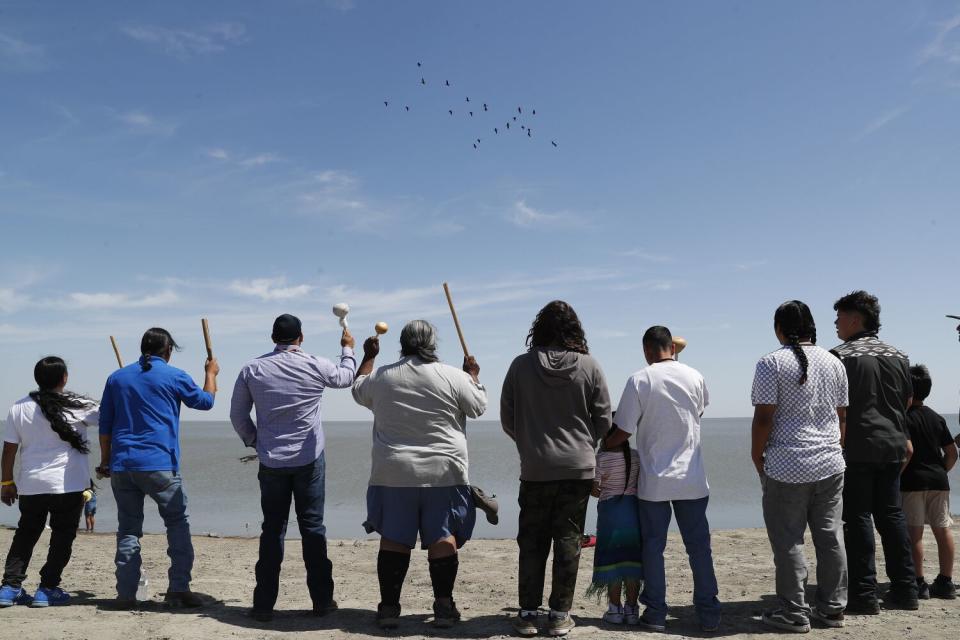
[31,586,71,607]
[0,585,32,607]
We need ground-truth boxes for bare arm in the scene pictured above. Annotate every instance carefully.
[837,406,847,447]
[1,442,17,506]
[751,404,776,476]
[945,442,958,473]
[604,426,631,450]
[356,337,378,378]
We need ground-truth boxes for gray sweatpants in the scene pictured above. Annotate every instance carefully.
[762,472,847,620]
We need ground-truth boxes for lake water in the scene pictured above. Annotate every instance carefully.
[3,416,958,539]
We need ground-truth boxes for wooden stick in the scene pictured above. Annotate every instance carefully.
[201,318,214,360]
[442,282,470,357]
[109,336,124,368]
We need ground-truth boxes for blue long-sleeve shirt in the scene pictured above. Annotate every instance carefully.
[99,357,215,471]
[230,344,356,468]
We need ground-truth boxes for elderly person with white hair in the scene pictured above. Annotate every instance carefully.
[352,319,486,630]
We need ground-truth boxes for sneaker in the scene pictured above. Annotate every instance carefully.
[602,603,624,624]
[0,585,32,607]
[31,586,71,607]
[917,577,931,600]
[761,609,810,633]
[931,575,957,600]
[635,614,667,632]
[432,599,462,628]
[546,610,575,637]
[623,603,640,625]
[809,607,844,628]
[376,603,401,629]
[844,598,880,615]
[164,591,204,608]
[312,600,338,617]
[883,593,919,610]
[512,610,539,637]
[248,608,273,622]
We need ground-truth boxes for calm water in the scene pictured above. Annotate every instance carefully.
[3,416,958,539]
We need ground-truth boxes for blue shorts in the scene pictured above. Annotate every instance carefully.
[363,485,476,550]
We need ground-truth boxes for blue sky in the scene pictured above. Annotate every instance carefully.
[1,1,959,421]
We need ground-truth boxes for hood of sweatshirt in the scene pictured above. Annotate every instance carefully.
[535,348,582,386]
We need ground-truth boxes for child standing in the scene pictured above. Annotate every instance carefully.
[82,481,97,533]
[901,364,958,599]
[589,439,643,624]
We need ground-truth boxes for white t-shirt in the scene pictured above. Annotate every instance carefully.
[613,361,710,502]
[352,357,487,487]
[4,396,99,495]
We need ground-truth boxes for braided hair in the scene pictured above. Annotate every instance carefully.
[139,327,180,372]
[774,300,817,385]
[28,357,95,454]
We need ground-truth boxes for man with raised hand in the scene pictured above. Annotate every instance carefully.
[230,314,356,623]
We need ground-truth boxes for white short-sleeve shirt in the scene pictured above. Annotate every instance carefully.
[751,345,848,483]
[614,361,710,502]
[4,396,99,495]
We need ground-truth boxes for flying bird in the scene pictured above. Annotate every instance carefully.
[518,106,522,114]
[473,144,477,149]
[532,109,536,115]
[521,125,525,130]
[551,140,558,147]
[421,78,426,85]
[384,101,389,107]
[469,111,473,116]
[476,138,481,143]
[527,129,532,137]
[513,116,517,121]
[506,122,510,129]
[405,106,410,111]
[445,80,450,86]
[483,103,488,111]
[494,127,498,134]
[417,62,422,67]
[466,97,470,102]
[448,109,453,115]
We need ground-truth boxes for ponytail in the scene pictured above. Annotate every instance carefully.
[140,327,180,372]
[30,357,94,453]
[774,300,816,386]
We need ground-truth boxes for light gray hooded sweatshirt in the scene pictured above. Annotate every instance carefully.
[500,348,612,481]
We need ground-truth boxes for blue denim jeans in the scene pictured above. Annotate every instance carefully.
[637,496,721,627]
[111,470,193,598]
[254,452,333,611]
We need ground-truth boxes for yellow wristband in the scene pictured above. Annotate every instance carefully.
[0,480,14,487]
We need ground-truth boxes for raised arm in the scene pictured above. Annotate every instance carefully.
[319,329,358,389]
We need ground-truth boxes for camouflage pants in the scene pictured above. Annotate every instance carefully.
[517,479,593,612]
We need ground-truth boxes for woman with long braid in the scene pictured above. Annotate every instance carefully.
[0,357,99,608]
[751,301,850,632]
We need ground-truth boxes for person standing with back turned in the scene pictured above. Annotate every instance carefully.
[98,328,219,609]
[230,314,356,622]
[501,300,612,638]
[832,290,918,613]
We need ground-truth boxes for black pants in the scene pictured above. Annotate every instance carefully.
[2,492,84,589]
[517,479,593,612]
[843,462,917,602]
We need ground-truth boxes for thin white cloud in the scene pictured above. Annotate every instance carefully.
[118,110,177,136]
[229,277,313,301]
[66,290,179,310]
[206,148,230,160]
[508,200,588,229]
[616,249,673,263]
[921,14,960,65]
[0,289,29,314]
[121,23,247,59]
[857,107,909,139]
[296,171,390,231]
[0,32,47,71]
[735,259,768,272]
[239,153,281,167]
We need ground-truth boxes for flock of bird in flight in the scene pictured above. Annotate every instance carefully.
[383,61,558,150]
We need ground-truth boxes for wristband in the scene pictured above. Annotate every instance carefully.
[0,480,14,487]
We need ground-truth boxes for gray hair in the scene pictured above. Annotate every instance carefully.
[400,319,439,363]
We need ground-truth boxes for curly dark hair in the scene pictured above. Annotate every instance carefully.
[833,290,881,333]
[29,356,95,454]
[526,300,589,354]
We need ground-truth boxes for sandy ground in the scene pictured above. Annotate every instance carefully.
[1,526,958,640]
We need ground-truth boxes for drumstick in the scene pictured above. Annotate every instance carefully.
[673,337,687,361]
[109,336,124,368]
[201,318,214,360]
[442,282,470,357]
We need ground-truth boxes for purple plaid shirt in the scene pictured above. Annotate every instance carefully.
[230,343,357,468]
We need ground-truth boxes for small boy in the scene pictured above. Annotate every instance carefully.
[901,364,958,599]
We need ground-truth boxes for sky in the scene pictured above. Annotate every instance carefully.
[1,1,959,422]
